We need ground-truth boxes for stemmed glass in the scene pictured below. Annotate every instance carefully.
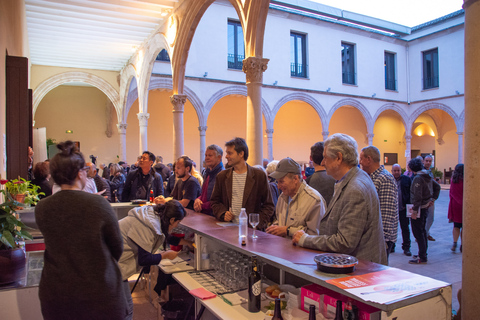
[249,213,260,239]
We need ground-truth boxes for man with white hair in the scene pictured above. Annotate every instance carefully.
[292,133,387,265]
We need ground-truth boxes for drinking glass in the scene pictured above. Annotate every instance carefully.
[249,213,260,239]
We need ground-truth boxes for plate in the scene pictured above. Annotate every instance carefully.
[314,253,358,274]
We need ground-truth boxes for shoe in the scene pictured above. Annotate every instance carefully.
[390,244,396,253]
[409,258,427,264]
[412,255,418,259]
[451,243,457,252]
[427,235,436,241]
[403,249,412,256]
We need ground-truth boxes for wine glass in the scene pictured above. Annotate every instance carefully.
[249,213,260,239]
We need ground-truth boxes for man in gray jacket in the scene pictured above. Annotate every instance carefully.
[266,157,325,238]
[292,133,387,265]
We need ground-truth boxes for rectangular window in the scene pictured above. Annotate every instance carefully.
[384,52,396,90]
[227,20,244,70]
[156,49,170,62]
[341,42,355,85]
[423,48,439,89]
[290,32,307,77]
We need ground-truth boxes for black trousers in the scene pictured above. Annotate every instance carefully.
[411,208,428,261]
[399,208,411,250]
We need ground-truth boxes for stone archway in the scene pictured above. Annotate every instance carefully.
[33,71,120,122]
[328,98,373,133]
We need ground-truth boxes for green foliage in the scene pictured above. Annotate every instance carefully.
[46,138,56,147]
[431,167,443,179]
[0,190,33,249]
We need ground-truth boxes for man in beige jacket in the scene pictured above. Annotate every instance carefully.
[266,157,325,238]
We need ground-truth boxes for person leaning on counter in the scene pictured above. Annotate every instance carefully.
[117,200,193,319]
[292,133,388,265]
[266,157,325,238]
[210,137,274,230]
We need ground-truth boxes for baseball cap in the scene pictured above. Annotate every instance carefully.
[269,157,301,180]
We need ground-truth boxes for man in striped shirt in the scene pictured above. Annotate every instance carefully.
[210,137,274,230]
[360,146,398,262]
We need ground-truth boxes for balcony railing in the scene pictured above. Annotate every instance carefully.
[342,72,355,85]
[291,63,306,77]
[423,76,439,89]
[228,53,244,70]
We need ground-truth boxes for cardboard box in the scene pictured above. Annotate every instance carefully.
[301,284,326,312]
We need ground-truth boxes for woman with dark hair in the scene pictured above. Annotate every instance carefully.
[110,163,126,202]
[31,161,52,199]
[118,200,192,319]
[35,141,128,320]
[448,164,464,252]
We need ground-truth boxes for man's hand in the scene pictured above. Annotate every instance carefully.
[155,196,167,205]
[292,230,305,245]
[161,250,179,260]
[194,199,203,212]
[224,210,234,221]
[427,200,435,208]
[266,225,288,237]
[411,212,418,220]
[96,189,106,195]
[180,239,194,249]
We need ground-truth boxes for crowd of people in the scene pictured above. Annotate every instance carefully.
[31,134,463,319]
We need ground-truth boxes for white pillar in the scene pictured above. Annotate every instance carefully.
[322,131,329,142]
[457,132,464,164]
[405,135,412,165]
[116,123,127,161]
[266,129,274,161]
[367,133,374,146]
[243,57,269,166]
[170,94,186,161]
[137,113,149,153]
[199,126,207,167]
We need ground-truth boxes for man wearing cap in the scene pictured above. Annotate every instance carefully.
[266,158,325,238]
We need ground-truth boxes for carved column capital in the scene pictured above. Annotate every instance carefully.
[117,123,128,134]
[405,135,412,141]
[137,113,150,127]
[170,94,187,112]
[198,126,208,135]
[265,128,274,135]
[456,132,464,136]
[366,133,375,138]
[242,57,269,84]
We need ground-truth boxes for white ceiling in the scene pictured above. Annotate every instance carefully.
[25,0,177,71]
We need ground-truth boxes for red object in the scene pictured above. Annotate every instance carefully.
[170,232,185,251]
[25,242,46,252]
[189,288,216,300]
[149,190,154,202]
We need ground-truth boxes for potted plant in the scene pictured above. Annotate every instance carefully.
[0,179,40,285]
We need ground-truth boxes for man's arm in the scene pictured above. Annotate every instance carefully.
[377,176,398,242]
[210,173,229,221]
[432,179,441,200]
[154,174,164,197]
[257,171,275,230]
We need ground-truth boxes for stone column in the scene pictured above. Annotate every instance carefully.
[170,94,187,161]
[405,135,412,165]
[367,133,374,146]
[322,131,329,142]
[199,126,207,167]
[265,129,274,161]
[457,132,463,164]
[463,1,480,316]
[116,123,127,161]
[137,113,149,153]
[243,56,269,165]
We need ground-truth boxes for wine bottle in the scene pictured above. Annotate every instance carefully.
[308,304,316,320]
[272,298,284,320]
[334,300,342,320]
[248,255,261,312]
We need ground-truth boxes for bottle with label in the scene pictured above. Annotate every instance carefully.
[239,208,248,246]
[308,304,316,320]
[334,300,343,320]
[272,298,284,320]
[248,255,261,312]
[149,189,154,203]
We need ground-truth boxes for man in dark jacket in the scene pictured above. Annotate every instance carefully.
[408,158,441,264]
[153,155,171,183]
[194,144,224,215]
[392,164,412,256]
[122,151,164,202]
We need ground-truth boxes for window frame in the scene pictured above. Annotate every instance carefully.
[341,42,356,85]
[384,51,396,91]
[290,32,308,78]
[422,48,439,90]
[227,19,245,70]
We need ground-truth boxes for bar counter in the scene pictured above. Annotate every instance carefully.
[180,209,452,317]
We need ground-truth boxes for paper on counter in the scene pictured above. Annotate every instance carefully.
[159,256,189,266]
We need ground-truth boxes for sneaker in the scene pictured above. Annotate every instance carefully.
[451,243,457,252]
[427,235,436,241]
[403,249,412,256]
[409,258,427,264]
